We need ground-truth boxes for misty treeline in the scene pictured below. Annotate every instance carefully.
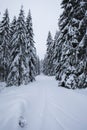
[43,0,87,89]
[0,7,40,86]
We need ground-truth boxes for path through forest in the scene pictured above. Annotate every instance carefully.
[0,74,87,130]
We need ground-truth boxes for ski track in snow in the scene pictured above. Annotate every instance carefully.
[0,74,87,130]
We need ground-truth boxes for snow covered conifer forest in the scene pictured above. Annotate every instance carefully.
[43,0,87,89]
[0,0,87,130]
[0,0,87,89]
[0,7,40,86]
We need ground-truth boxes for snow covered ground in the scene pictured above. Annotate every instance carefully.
[0,74,87,130]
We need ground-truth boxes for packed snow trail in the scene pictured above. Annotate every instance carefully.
[0,74,87,130]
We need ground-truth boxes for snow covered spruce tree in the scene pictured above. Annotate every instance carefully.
[54,31,63,81]
[0,9,10,82]
[56,0,87,89]
[77,30,87,88]
[43,31,54,75]
[26,10,37,81]
[8,16,17,65]
[7,7,29,86]
[77,1,87,88]
[55,0,80,89]
[53,31,60,78]
[43,55,48,75]
[36,56,40,75]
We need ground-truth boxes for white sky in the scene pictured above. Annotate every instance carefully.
[0,0,62,59]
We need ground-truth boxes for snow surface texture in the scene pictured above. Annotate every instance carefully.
[0,74,87,130]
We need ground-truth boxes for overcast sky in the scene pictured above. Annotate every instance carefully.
[0,0,62,59]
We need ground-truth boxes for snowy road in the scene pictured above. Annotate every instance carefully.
[0,74,87,130]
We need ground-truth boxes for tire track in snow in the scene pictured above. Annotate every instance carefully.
[39,85,65,130]
[47,107,65,130]
[48,101,81,123]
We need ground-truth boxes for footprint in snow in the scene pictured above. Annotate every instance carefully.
[19,116,27,128]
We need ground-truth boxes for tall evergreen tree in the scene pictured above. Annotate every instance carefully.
[9,16,17,67]
[0,9,10,82]
[53,31,60,77]
[7,6,28,86]
[77,1,87,88]
[77,30,87,88]
[43,31,54,75]
[26,10,37,82]
[55,0,80,89]
[56,0,87,89]
[43,54,48,75]
[36,56,40,75]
